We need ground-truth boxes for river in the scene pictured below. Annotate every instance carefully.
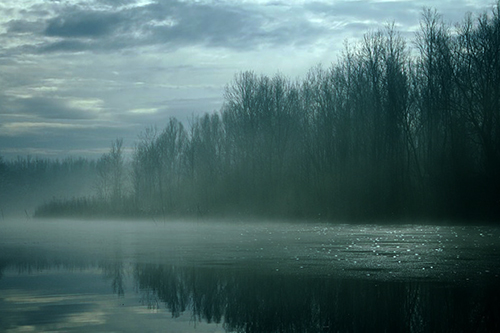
[1,218,499,332]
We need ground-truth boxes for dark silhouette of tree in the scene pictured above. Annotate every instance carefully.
[28,2,500,222]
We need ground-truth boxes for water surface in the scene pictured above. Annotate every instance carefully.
[1,219,499,332]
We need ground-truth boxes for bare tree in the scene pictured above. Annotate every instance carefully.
[96,139,125,205]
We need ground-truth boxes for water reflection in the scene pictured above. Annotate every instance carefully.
[1,220,500,332]
[1,254,499,332]
[102,261,126,296]
[134,264,500,333]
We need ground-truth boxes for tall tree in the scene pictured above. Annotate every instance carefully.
[96,139,125,204]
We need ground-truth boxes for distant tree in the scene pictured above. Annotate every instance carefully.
[132,119,188,214]
[186,113,225,213]
[221,72,302,214]
[133,126,160,212]
[156,118,188,212]
[96,139,125,204]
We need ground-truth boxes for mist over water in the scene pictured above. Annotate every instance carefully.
[3,218,499,279]
[1,218,499,332]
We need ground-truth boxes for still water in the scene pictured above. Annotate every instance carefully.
[1,218,499,332]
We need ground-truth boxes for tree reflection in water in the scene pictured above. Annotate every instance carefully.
[1,255,499,332]
[101,260,125,296]
[0,222,500,332]
[133,264,500,333]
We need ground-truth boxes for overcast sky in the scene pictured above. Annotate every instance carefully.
[0,0,496,159]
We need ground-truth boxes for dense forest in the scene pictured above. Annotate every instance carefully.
[2,5,500,222]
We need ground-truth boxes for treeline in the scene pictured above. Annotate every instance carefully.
[0,156,97,216]
[35,5,500,221]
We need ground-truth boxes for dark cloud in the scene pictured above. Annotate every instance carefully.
[3,96,98,120]
[44,10,123,38]
[145,2,264,48]
[32,0,327,53]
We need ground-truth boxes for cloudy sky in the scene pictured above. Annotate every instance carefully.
[0,0,495,159]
